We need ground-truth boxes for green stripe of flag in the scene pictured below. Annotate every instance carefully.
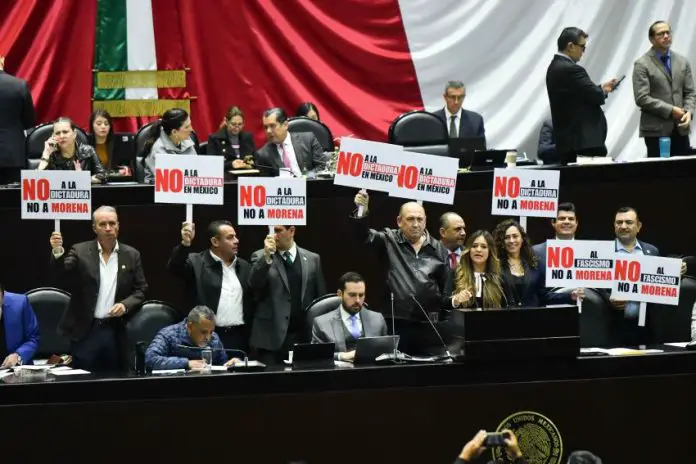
[94,0,127,101]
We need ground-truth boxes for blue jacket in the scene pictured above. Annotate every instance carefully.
[2,292,40,364]
[145,320,227,370]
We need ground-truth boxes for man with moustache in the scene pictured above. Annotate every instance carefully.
[311,272,388,362]
[50,205,148,373]
[633,20,696,157]
[254,107,326,177]
[353,190,449,355]
[439,212,467,272]
[167,220,253,352]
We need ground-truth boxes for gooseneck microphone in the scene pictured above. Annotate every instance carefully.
[176,344,249,367]
[390,293,399,361]
[252,163,298,177]
[410,295,452,360]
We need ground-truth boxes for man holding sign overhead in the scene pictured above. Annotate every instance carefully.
[49,206,148,373]
[353,190,449,355]
[167,220,253,353]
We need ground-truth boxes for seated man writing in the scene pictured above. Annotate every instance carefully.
[311,272,387,362]
[145,305,239,370]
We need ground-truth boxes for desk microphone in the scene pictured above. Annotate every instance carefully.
[390,293,400,362]
[253,163,298,177]
[410,295,453,360]
[176,344,249,367]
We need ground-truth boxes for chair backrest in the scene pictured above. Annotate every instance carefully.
[648,277,696,343]
[403,144,449,157]
[135,120,201,157]
[553,287,612,347]
[26,123,89,160]
[287,117,334,152]
[305,294,341,332]
[25,287,71,357]
[388,110,448,146]
[124,300,180,369]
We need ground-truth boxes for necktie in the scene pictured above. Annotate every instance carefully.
[283,251,293,265]
[279,143,292,169]
[348,314,361,339]
[449,252,458,270]
[449,115,457,138]
[660,55,671,76]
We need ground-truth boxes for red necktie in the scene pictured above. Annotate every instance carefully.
[449,252,458,270]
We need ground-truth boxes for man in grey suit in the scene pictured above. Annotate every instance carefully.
[254,107,326,177]
[0,55,35,184]
[633,21,696,158]
[311,272,387,362]
[248,225,326,365]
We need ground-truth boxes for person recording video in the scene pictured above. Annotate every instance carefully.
[454,429,526,464]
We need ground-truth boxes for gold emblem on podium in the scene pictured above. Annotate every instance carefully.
[492,410,563,464]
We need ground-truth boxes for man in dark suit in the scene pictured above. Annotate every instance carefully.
[432,81,485,139]
[0,55,35,184]
[546,27,619,163]
[254,107,325,177]
[49,206,148,372]
[248,225,326,364]
[439,212,466,273]
[633,21,696,157]
[0,282,40,367]
[167,220,253,353]
[311,272,387,362]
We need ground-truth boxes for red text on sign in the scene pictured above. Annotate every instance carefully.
[547,247,573,268]
[156,169,183,193]
[397,165,418,189]
[239,185,267,207]
[494,176,520,198]
[22,178,49,201]
[614,260,640,282]
[336,152,363,177]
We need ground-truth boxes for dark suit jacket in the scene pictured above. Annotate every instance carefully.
[254,132,325,176]
[248,246,326,350]
[546,54,608,157]
[0,71,35,168]
[52,240,148,341]
[206,128,256,168]
[1,292,40,364]
[432,108,485,138]
[167,244,253,324]
[501,261,572,308]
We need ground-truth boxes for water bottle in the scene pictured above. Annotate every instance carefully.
[659,137,671,158]
[201,347,213,373]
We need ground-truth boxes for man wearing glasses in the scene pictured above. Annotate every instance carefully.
[632,21,695,158]
[546,27,619,164]
[433,81,485,139]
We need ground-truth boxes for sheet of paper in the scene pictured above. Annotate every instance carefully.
[604,348,663,356]
[0,369,13,379]
[210,365,228,371]
[50,369,91,376]
[665,342,690,348]
[152,369,186,375]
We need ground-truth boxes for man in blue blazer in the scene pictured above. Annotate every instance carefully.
[432,81,485,139]
[0,283,40,367]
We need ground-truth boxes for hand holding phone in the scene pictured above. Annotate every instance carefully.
[484,431,510,447]
[613,75,627,90]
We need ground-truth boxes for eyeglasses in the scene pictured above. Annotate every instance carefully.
[574,42,586,51]
[445,94,465,102]
[654,30,671,38]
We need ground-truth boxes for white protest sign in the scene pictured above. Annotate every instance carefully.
[545,240,615,289]
[333,138,403,192]
[491,168,560,218]
[154,155,224,205]
[238,177,307,226]
[387,151,458,205]
[611,254,681,306]
[21,170,92,221]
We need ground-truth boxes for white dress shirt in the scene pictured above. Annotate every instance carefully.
[209,251,244,327]
[445,107,463,137]
[94,241,120,319]
[340,306,363,335]
[281,243,298,263]
[277,132,302,177]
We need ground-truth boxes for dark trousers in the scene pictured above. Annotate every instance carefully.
[215,325,248,358]
[71,320,122,374]
[644,128,691,158]
[256,331,303,366]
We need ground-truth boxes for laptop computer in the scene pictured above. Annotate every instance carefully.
[106,133,136,183]
[354,335,400,364]
[292,342,335,368]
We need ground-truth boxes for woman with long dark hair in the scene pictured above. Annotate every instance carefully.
[451,230,507,309]
[37,117,106,184]
[207,106,256,169]
[295,102,320,121]
[143,108,196,184]
[87,109,115,169]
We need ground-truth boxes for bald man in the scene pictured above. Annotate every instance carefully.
[353,190,449,355]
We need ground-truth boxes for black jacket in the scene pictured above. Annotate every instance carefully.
[546,54,608,157]
[45,142,107,182]
[167,244,254,326]
[354,214,448,321]
[0,70,35,167]
[206,128,256,169]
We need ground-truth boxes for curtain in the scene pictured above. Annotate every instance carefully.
[0,0,96,130]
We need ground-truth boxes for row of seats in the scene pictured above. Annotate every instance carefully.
[27,277,696,367]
